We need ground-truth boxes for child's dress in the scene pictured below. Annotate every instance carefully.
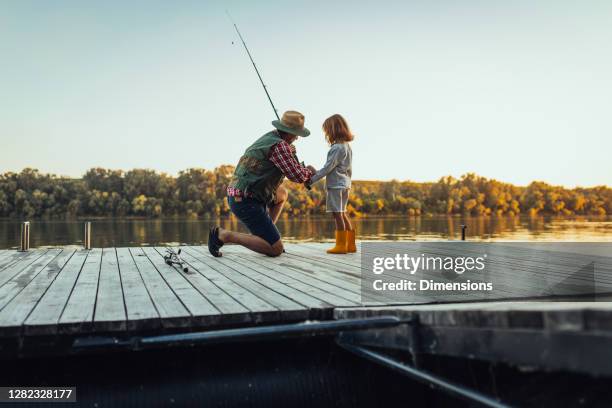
[310,142,352,212]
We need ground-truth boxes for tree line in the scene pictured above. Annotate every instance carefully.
[0,168,609,218]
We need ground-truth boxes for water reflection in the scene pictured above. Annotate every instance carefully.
[0,215,609,249]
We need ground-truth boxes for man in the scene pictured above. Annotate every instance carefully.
[208,110,315,257]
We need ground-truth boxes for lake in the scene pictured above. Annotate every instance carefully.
[0,215,610,249]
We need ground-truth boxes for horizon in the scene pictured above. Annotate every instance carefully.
[1,1,611,188]
[2,165,609,189]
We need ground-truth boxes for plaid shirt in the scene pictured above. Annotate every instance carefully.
[227,140,312,197]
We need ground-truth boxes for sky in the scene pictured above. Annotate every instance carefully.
[0,0,610,187]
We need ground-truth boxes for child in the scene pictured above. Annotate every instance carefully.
[310,114,356,254]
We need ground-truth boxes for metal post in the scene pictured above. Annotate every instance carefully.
[461,224,467,241]
[84,222,91,250]
[20,221,30,251]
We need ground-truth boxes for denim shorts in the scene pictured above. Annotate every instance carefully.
[228,195,281,245]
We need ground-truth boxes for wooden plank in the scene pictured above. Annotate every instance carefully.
[170,247,279,317]
[282,243,362,271]
[147,247,255,321]
[180,247,306,322]
[442,242,612,265]
[271,253,362,289]
[0,249,75,336]
[342,242,518,302]
[129,247,192,329]
[116,248,160,331]
[293,243,596,301]
[93,248,126,332]
[215,246,363,304]
[0,255,19,271]
[243,250,364,297]
[352,242,609,298]
[213,246,432,306]
[200,248,332,311]
[0,250,15,262]
[0,251,20,270]
[0,249,62,312]
[194,246,359,307]
[284,251,362,279]
[284,243,361,268]
[223,252,350,307]
[59,248,103,334]
[210,253,332,309]
[287,241,362,256]
[140,247,225,326]
[465,245,612,287]
[0,250,49,287]
[24,250,89,335]
[338,241,612,286]
[258,252,403,306]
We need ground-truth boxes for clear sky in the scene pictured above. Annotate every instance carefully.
[1,0,610,187]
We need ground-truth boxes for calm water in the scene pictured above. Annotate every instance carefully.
[0,215,610,249]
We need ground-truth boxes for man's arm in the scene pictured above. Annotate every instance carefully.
[269,140,313,184]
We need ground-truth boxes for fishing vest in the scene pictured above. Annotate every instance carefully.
[229,131,285,204]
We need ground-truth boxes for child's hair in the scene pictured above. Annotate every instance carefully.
[322,114,354,145]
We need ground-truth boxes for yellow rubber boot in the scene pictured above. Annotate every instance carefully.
[327,230,348,254]
[347,229,357,253]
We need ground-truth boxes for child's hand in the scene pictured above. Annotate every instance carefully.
[289,144,296,155]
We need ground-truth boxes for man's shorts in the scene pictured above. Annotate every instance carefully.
[326,188,350,213]
[228,195,281,245]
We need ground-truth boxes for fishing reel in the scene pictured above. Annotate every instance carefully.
[164,248,189,273]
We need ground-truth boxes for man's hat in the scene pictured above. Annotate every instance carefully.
[272,110,310,137]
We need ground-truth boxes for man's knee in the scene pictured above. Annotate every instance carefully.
[275,186,288,204]
[267,241,284,257]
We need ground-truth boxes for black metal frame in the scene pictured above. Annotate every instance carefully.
[72,315,512,407]
[72,316,403,351]
[338,342,510,408]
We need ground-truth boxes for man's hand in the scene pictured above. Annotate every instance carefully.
[304,165,316,190]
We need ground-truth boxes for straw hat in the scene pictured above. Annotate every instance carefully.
[272,110,310,137]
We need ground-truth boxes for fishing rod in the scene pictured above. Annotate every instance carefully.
[226,10,279,120]
[226,11,312,189]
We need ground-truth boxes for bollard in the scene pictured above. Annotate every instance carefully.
[20,221,30,251]
[460,224,467,241]
[84,221,92,250]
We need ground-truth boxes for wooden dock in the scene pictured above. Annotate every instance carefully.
[2,242,612,377]
[1,242,611,339]
[0,244,370,342]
